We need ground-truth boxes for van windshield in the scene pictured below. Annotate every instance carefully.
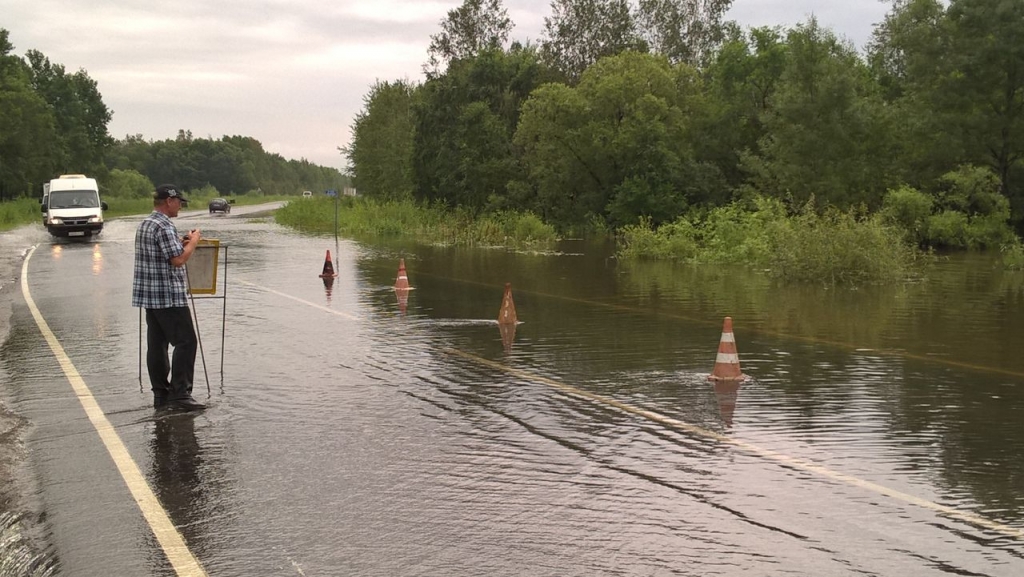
[49,190,99,209]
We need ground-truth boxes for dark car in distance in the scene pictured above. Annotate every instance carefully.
[209,198,231,214]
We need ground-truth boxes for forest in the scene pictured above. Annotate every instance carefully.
[0,29,346,201]
[346,0,1024,252]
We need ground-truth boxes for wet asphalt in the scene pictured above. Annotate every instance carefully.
[2,203,1023,576]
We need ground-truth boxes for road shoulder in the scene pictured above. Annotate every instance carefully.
[0,228,52,565]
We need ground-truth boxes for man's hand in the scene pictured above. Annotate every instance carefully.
[171,228,202,268]
[182,228,202,244]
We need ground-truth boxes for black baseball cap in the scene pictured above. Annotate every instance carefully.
[154,184,189,203]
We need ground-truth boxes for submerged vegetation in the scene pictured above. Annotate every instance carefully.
[617,196,922,284]
[274,196,557,248]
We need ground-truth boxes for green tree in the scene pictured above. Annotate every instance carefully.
[413,45,550,211]
[867,0,961,192]
[509,82,592,224]
[700,25,787,188]
[744,19,902,209]
[425,0,513,76]
[634,0,733,67]
[515,51,721,229]
[942,0,1024,207]
[867,0,948,102]
[344,80,416,201]
[540,0,646,83]
[0,29,58,199]
[26,50,112,175]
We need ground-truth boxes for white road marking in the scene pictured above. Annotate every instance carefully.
[211,272,1024,541]
[443,347,1024,542]
[237,279,360,320]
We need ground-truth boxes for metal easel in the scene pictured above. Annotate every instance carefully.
[138,243,229,394]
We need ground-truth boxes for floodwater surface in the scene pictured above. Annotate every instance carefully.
[1,206,1022,576]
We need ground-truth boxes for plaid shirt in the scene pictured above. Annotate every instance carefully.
[132,211,187,308]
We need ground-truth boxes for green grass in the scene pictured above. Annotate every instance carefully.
[0,199,45,232]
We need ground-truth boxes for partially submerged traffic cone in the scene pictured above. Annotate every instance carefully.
[498,283,518,325]
[394,259,411,290]
[319,250,338,278]
[498,283,518,351]
[708,316,746,382]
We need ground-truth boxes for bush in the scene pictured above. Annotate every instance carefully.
[618,217,700,260]
[101,169,153,198]
[881,185,933,245]
[937,165,1004,215]
[699,196,786,264]
[925,210,969,249]
[617,195,920,285]
[967,213,1016,249]
[767,207,916,284]
[1001,238,1024,270]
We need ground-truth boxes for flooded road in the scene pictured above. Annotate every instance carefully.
[1,204,1023,576]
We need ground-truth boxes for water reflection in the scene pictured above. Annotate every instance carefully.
[149,414,214,560]
[91,243,103,275]
[712,381,741,427]
[498,322,516,353]
[322,276,335,304]
[394,287,410,316]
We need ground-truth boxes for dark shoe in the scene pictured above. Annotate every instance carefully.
[153,392,169,409]
[168,396,206,411]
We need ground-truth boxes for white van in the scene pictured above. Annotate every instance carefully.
[41,174,108,237]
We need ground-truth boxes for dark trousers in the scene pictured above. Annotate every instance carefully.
[146,307,197,401]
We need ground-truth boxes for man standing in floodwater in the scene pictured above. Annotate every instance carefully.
[132,184,206,411]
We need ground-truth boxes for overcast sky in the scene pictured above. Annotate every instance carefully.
[2,0,891,172]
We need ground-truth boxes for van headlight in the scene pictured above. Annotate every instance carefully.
[48,217,63,225]
[88,216,102,223]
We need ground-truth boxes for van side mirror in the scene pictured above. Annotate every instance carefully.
[101,201,108,211]
[41,204,47,213]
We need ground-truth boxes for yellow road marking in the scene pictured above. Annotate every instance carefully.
[22,246,207,576]
[237,279,360,320]
[443,347,1024,541]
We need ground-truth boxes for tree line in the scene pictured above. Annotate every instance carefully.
[347,0,1024,238]
[0,29,345,201]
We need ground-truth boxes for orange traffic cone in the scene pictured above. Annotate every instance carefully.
[498,283,517,325]
[708,316,746,381]
[319,250,338,278]
[394,259,411,290]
